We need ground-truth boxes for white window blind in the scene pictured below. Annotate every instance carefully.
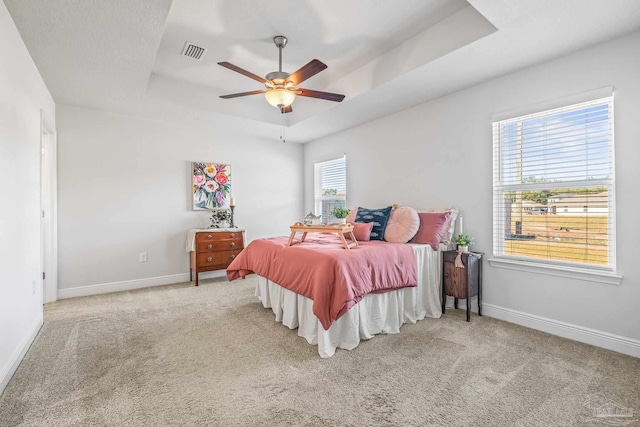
[492,97,615,270]
[314,156,346,221]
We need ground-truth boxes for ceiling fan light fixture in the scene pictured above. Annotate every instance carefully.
[265,88,296,108]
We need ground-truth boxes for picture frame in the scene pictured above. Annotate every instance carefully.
[192,162,231,210]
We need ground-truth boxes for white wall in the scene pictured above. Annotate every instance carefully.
[56,105,303,293]
[0,3,55,393]
[304,31,640,352]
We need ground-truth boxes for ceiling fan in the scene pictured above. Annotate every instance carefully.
[218,35,345,114]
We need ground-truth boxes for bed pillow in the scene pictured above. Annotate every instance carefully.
[345,208,357,224]
[355,206,392,241]
[410,211,452,250]
[348,221,374,241]
[418,206,459,244]
[384,206,420,243]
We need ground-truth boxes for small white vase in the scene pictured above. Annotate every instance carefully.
[458,245,469,252]
[336,218,346,225]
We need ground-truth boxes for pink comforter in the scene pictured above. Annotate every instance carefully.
[227,234,417,330]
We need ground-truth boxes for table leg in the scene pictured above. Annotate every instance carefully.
[338,233,350,250]
[349,231,358,246]
[287,231,296,246]
[190,251,198,286]
[301,232,308,242]
[441,276,446,314]
[478,257,483,316]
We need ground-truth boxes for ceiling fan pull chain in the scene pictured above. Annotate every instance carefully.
[280,111,286,143]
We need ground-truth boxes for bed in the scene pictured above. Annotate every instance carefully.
[227,232,449,357]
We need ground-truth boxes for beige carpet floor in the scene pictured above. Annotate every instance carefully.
[1,276,639,427]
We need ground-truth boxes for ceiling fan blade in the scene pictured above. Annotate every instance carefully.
[280,105,293,114]
[286,59,327,86]
[296,88,345,102]
[219,90,266,99]
[218,61,266,84]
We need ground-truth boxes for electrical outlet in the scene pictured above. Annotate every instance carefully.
[31,280,35,295]
[139,252,148,262]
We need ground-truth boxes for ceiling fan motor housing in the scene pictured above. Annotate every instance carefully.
[265,71,289,83]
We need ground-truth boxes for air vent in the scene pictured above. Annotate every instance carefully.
[181,42,207,60]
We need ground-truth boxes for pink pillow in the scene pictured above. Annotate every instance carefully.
[345,208,357,224]
[410,211,452,249]
[384,206,420,243]
[348,221,373,241]
[418,206,459,244]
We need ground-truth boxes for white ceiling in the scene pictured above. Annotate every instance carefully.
[5,0,640,143]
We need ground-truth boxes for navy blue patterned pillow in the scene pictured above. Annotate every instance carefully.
[355,206,392,241]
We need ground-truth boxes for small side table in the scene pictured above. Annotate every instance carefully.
[187,228,245,286]
[441,250,483,322]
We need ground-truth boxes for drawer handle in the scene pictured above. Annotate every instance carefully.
[230,233,235,237]
[207,257,213,262]
[207,234,212,239]
[207,244,212,249]
[230,254,236,259]
[230,242,236,248]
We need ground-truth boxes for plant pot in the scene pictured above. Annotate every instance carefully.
[336,218,346,225]
[458,245,469,252]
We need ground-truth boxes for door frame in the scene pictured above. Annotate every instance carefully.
[41,112,58,304]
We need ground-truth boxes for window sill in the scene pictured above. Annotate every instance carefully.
[488,257,623,285]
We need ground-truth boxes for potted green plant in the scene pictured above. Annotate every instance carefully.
[331,206,350,224]
[454,234,474,252]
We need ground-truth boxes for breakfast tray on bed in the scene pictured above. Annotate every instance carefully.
[287,222,357,250]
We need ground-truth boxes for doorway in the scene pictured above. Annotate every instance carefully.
[41,114,57,304]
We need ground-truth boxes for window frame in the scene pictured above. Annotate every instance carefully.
[490,96,622,285]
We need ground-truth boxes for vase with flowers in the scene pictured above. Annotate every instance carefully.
[210,209,232,228]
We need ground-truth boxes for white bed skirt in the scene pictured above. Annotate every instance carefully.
[254,243,444,358]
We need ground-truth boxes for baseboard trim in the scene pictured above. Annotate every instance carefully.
[57,270,228,300]
[483,303,640,358]
[0,317,43,396]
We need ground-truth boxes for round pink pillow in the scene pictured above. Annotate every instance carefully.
[384,206,420,243]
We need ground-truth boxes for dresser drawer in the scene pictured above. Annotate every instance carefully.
[196,231,242,242]
[197,249,241,267]
[196,238,243,252]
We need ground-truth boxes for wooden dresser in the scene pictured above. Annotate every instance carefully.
[190,229,245,286]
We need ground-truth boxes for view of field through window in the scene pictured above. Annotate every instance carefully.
[503,188,608,265]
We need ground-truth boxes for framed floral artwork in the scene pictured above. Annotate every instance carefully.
[192,162,231,210]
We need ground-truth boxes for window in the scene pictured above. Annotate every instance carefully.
[314,156,346,221]
[492,97,615,271]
